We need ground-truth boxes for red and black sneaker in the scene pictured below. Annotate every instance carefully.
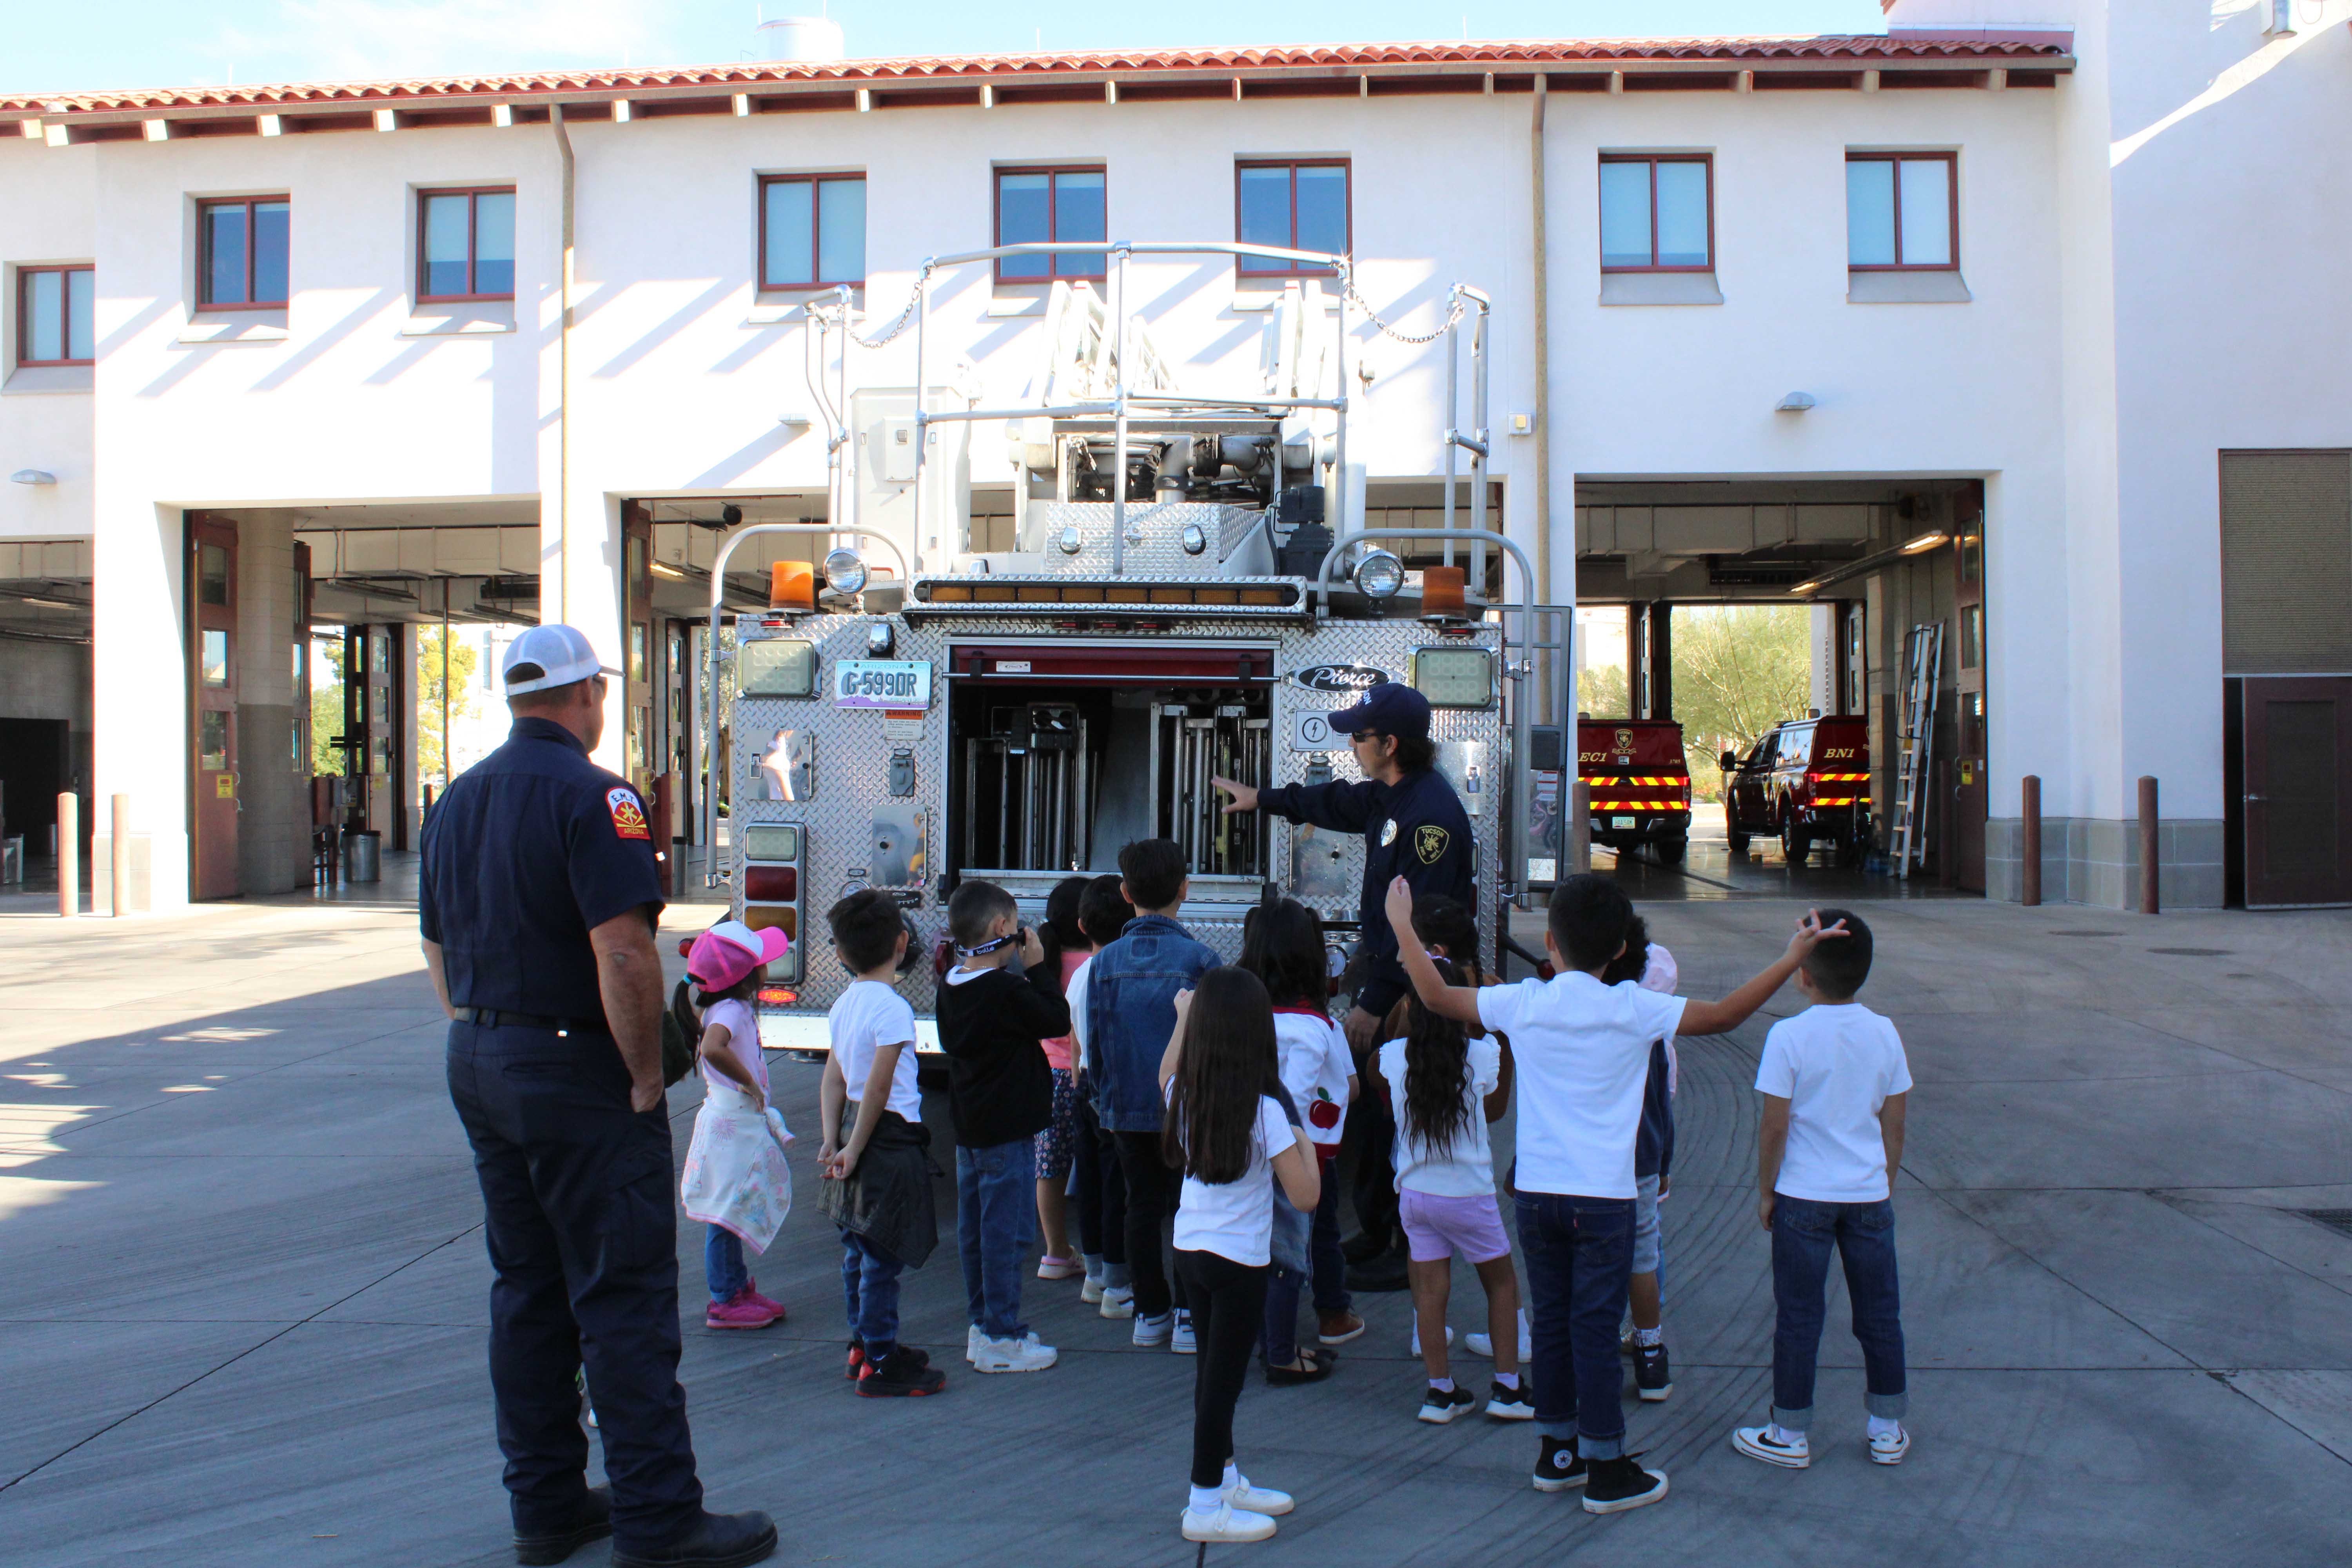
[855,1346,947,1398]
[844,1339,866,1381]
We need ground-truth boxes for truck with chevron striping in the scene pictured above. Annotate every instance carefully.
[1578,717,1692,867]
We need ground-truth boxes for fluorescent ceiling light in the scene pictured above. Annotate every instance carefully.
[1899,531,1949,555]
[20,594,80,610]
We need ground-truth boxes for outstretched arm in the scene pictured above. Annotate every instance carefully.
[1383,877,1485,1026]
[1679,910,1847,1036]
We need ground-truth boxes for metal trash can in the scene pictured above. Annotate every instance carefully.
[343,829,381,884]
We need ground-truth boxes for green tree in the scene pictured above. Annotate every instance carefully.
[1574,661,1629,722]
[310,636,345,776]
[416,626,480,788]
[1671,605,1811,804]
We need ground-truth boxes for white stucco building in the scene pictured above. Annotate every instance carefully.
[3,3,2348,913]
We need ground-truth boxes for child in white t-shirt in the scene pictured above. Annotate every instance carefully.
[1732,907,1913,1472]
[1361,955,1524,1426]
[681,921,794,1332]
[1159,967,1321,1546]
[1385,873,1845,1518]
[1067,874,1136,1313]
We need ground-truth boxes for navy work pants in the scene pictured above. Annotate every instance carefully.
[447,1021,703,1549]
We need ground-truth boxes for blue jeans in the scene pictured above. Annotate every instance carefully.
[1769,1194,1907,1429]
[704,1225,746,1305]
[840,1228,904,1350]
[1309,1169,1351,1314]
[957,1139,1036,1339]
[1515,1190,1635,1458]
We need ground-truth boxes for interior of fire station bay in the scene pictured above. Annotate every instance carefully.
[5,447,2352,911]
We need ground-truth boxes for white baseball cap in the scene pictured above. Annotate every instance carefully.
[501,624,622,695]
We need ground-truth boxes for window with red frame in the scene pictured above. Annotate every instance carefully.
[417,187,515,303]
[199,197,290,309]
[1599,155,1713,272]
[18,265,93,366]
[759,174,866,290]
[995,167,1106,282]
[1235,160,1349,276]
[1846,153,1957,270]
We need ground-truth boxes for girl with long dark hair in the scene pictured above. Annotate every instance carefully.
[1362,954,1525,1424]
[1239,894,1362,1379]
[1159,966,1320,1544]
[1030,874,1092,1280]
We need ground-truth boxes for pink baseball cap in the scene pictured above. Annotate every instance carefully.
[687,920,791,992]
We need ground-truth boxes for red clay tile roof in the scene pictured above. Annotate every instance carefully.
[2,34,2070,118]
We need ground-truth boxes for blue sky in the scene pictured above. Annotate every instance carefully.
[7,1,1891,96]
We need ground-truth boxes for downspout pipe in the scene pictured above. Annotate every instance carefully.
[551,105,574,626]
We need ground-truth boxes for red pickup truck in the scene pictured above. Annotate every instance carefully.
[1720,715,1872,867]
[1580,718,1692,867]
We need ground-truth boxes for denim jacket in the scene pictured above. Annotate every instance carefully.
[1084,913,1220,1133]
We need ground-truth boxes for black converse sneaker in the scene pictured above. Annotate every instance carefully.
[1581,1454,1670,1515]
[1634,1341,1673,1402]
[1418,1384,1477,1424]
[1532,1434,1586,1492]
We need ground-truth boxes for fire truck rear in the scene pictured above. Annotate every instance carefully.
[703,238,1534,1060]
[1579,718,1693,867]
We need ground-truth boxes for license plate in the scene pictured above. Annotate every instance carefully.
[1612,815,1636,829]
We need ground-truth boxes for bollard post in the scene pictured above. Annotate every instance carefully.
[1570,780,1592,875]
[2020,775,2041,907]
[2138,775,2160,915]
[57,792,79,917]
[110,793,130,917]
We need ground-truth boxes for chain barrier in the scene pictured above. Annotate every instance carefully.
[812,261,935,349]
[1341,269,1468,345]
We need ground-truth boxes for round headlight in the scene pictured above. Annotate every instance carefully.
[1056,526,1084,556]
[1354,549,1406,601]
[822,548,868,595]
[1180,522,1208,556]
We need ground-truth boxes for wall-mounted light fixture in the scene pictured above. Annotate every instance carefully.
[10,469,57,485]
[1775,392,1817,413]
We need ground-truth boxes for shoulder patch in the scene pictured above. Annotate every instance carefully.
[1414,824,1450,865]
[606,786,651,841]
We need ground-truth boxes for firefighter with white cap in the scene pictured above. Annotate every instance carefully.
[420,623,778,1568]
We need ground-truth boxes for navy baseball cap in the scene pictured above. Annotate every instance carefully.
[1328,681,1431,741]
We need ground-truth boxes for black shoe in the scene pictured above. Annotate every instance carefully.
[856,1346,947,1397]
[514,1486,611,1566]
[1339,1228,1390,1265]
[1634,1341,1673,1403]
[612,1510,778,1568]
[1265,1347,1336,1387]
[1582,1455,1670,1515]
[1485,1379,1535,1421]
[1532,1434,1586,1492]
[1345,1247,1411,1294]
[1417,1384,1477,1424]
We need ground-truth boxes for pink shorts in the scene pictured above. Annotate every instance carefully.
[1398,1188,1512,1264]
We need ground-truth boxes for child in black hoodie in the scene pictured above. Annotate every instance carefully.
[935,878,1071,1374]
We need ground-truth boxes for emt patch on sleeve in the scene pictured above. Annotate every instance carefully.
[607,787,651,841]
[1415,825,1450,865]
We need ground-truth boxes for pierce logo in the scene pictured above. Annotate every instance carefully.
[607,787,651,841]
[1288,663,1393,694]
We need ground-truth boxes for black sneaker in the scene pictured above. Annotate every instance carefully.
[1635,1341,1673,1402]
[1485,1379,1534,1420]
[611,1510,778,1568]
[844,1339,865,1381]
[1417,1384,1477,1424]
[1582,1455,1670,1515]
[514,1485,610,1566]
[1532,1434,1586,1492]
[856,1345,947,1398]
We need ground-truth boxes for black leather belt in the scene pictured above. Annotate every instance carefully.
[454,1006,610,1035]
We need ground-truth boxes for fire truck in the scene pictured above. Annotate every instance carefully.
[1578,718,1693,866]
[701,238,1537,1058]
[1720,714,1872,867]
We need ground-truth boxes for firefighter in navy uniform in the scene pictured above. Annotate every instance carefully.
[420,624,776,1568]
[1211,681,1474,1290]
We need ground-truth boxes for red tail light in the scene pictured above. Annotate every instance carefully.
[756,986,799,1007]
[744,864,797,902]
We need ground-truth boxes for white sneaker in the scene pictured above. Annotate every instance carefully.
[1732,1424,1811,1469]
[1099,1285,1136,1319]
[1081,1276,1106,1305]
[1133,1310,1172,1347]
[1181,1502,1277,1543]
[1171,1311,1198,1354]
[1466,1309,1531,1363]
[1869,1425,1911,1465]
[1409,1322,1454,1356]
[1222,1475,1293,1516]
[972,1332,1058,1373]
[965,1324,982,1364]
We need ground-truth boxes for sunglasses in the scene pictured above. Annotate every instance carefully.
[1348,730,1382,744]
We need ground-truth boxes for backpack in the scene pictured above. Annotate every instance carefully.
[661,979,699,1088]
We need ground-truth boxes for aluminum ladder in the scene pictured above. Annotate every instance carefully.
[1892,622,1944,878]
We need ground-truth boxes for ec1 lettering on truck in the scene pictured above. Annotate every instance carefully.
[833,660,932,709]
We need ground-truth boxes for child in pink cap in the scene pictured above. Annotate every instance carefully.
[683,920,794,1330]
